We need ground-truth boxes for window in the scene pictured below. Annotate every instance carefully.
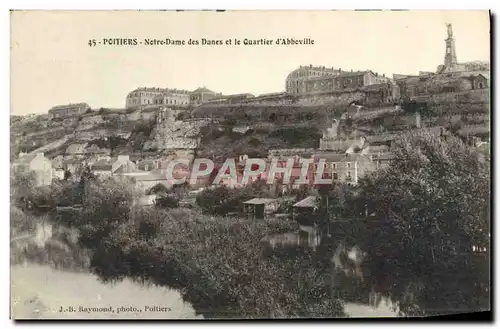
[346,162,351,169]
[333,172,338,180]
[347,171,352,178]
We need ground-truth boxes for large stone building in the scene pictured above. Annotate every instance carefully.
[302,70,390,94]
[285,65,390,96]
[48,103,90,120]
[286,65,346,95]
[126,87,190,109]
[190,87,221,106]
[153,89,190,107]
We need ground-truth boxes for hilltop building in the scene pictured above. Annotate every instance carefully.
[394,24,490,101]
[126,87,191,109]
[48,103,90,120]
[286,65,391,96]
[189,87,221,106]
[436,24,490,75]
[207,93,255,105]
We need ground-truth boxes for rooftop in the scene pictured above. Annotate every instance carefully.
[192,87,215,94]
[293,196,319,208]
[49,103,89,111]
[243,198,277,205]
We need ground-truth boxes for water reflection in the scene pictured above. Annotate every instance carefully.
[262,223,401,317]
[11,264,201,319]
[262,220,489,317]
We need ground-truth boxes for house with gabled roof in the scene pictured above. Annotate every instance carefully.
[12,152,53,187]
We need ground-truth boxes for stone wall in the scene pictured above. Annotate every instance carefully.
[297,91,366,107]
[413,89,489,104]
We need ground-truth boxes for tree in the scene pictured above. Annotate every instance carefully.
[357,129,490,315]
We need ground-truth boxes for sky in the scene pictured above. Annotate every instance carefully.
[10,10,490,115]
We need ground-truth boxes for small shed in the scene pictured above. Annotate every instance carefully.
[243,198,280,220]
[292,196,319,225]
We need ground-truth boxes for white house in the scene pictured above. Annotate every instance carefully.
[13,152,53,187]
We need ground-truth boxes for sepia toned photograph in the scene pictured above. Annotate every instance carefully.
[9,10,491,320]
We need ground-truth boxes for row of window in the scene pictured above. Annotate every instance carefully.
[290,70,333,79]
[154,99,189,105]
[288,76,366,93]
[129,92,163,98]
[128,98,189,105]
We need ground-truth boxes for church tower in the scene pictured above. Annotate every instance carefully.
[444,23,458,70]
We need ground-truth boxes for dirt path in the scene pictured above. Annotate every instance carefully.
[10,264,202,319]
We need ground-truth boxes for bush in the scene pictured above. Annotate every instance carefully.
[155,194,180,209]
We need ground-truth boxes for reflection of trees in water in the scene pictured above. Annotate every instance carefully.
[271,229,489,317]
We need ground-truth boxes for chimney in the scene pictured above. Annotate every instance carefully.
[310,64,313,68]
[383,73,385,77]
[339,68,341,73]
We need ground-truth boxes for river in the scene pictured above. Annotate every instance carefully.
[10,264,202,319]
[10,263,397,319]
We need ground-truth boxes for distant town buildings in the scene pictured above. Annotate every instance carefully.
[48,103,90,120]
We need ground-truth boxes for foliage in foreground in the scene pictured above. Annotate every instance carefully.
[356,130,490,315]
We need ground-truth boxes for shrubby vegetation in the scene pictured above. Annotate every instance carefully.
[347,131,488,315]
